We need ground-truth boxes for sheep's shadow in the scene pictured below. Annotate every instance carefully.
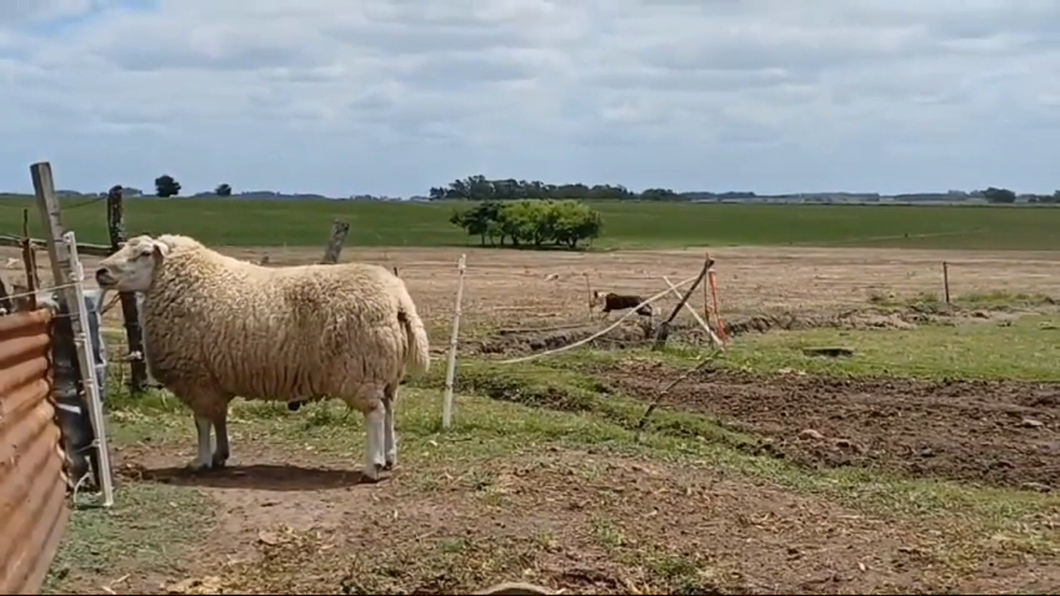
[135,463,375,491]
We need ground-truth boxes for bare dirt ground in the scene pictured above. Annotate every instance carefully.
[603,361,1060,490]
[106,441,1058,595]
[5,244,1060,333]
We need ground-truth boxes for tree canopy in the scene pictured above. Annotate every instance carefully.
[450,199,602,249]
[154,174,181,198]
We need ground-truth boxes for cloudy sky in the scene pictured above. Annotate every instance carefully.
[1,0,1057,197]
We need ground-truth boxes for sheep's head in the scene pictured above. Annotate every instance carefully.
[95,235,169,292]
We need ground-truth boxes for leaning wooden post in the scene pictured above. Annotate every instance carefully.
[320,220,350,264]
[653,255,713,350]
[31,161,115,507]
[662,275,723,349]
[442,254,467,430]
[106,185,148,393]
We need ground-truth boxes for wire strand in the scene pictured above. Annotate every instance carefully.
[0,281,81,303]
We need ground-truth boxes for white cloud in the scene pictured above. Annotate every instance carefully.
[1,0,1058,196]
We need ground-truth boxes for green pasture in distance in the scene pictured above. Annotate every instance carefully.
[0,194,1057,250]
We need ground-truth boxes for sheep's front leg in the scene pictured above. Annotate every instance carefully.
[212,408,230,469]
[383,383,398,470]
[188,415,214,472]
[361,398,386,482]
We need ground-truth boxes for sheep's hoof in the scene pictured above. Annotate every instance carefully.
[186,459,213,473]
[211,453,228,469]
[383,460,395,471]
[361,463,385,483]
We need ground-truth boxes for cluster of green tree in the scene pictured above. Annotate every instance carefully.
[430,174,695,201]
[154,174,232,198]
[981,187,1060,204]
[980,187,1017,203]
[449,199,602,249]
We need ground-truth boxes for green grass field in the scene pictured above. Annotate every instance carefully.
[2,195,1059,250]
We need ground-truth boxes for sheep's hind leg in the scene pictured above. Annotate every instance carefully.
[187,415,214,472]
[212,407,230,469]
[383,383,398,470]
[361,395,386,482]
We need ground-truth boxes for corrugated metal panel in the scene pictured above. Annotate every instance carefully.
[0,308,70,595]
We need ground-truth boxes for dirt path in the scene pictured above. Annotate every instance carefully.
[604,362,1060,489]
[94,442,1058,595]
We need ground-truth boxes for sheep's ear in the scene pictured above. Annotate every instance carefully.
[151,240,168,265]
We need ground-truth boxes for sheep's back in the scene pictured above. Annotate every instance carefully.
[143,251,408,402]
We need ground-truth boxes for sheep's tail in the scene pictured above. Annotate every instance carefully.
[397,288,430,376]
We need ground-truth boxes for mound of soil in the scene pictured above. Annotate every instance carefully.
[723,310,920,336]
[472,320,658,355]
[470,304,1017,358]
[604,361,1060,490]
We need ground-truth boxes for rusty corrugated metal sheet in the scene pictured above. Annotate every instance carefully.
[0,308,71,595]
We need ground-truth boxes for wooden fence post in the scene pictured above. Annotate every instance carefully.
[320,220,350,264]
[583,272,593,320]
[0,274,11,313]
[942,261,951,304]
[442,254,467,430]
[106,185,148,393]
[21,208,40,291]
[30,161,115,507]
[708,269,727,345]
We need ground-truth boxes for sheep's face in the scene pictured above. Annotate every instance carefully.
[95,235,168,292]
[589,290,602,308]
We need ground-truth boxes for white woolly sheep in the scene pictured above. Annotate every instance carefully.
[94,234,430,481]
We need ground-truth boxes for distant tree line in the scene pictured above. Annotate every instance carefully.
[93,173,1060,205]
[430,174,701,201]
[430,175,1060,204]
[982,187,1060,204]
[449,200,602,249]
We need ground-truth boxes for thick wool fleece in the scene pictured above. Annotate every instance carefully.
[141,235,429,418]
